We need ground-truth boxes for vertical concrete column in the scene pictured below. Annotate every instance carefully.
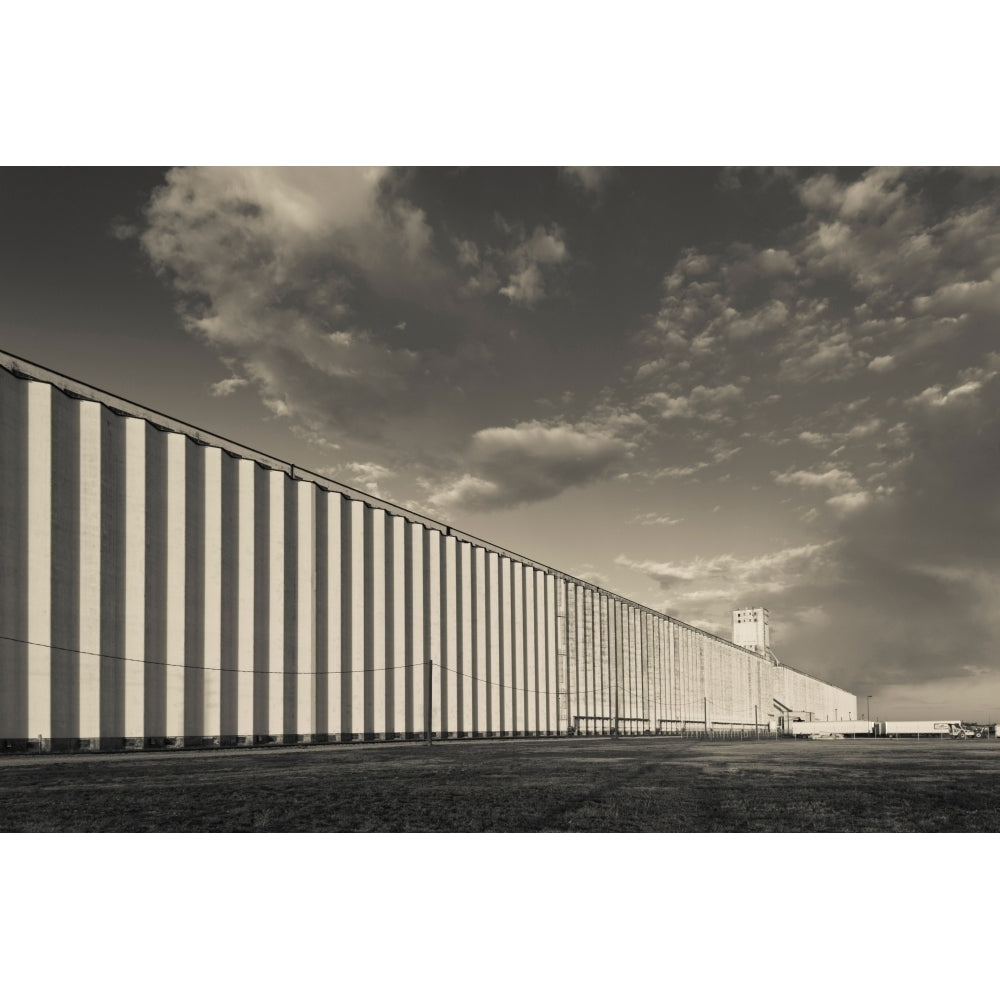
[536,570,548,733]
[267,470,286,740]
[388,514,407,738]
[368,506,386,738]
[557,580,569,735]
[164,433,185,741]
[594,592,603,733]
[324,494,343,740]
[123,418,145,743]
[571,585,581,733]
[312,490,328,739]
[183,443,206,745]
[662,621,671,731]
[500,556,514,735]
[653,617,663,732]
[280,479,298,742]
[0,370,27,744]
[460,541,474,736]
[593,590,602,732]
[49,391,78,749]
[637,609,646,733]
[512,561,525,735]
[523,565,536,735]
[583,588,593,734]
[424,528,442,734]
[629,608,637,733]
[626,605,636,733]
[26,381,52,743]
[203,447,223,741]
[634,608,643,733]
[644,613,653,731]
[346,499,365,738]
[680,626,689,727]
[708,641,717,724]
[666,622,674,728]
[612,598,622,732]
[679,625,687,730]
[675,622,683,731]
[684,627,692,729]
[624,606,634,731]
[78,401,102,743]
[619,605,629,731]
[607,599,617,731]
[531,567,542,734]
[407,522,424,737]
[545,573,557,735]
[236,459,255,741]
[296,480,316,741]
[218,453,238,742]
[486,551,500,735]
[442,533,457,736]
[666,622,675,728]
[474,546,488,736]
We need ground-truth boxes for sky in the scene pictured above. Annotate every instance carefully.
[4,165,1000,723]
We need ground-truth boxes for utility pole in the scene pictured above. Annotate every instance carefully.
[425,660,433,746]
[704,696,708,737]
[755,704,759,741]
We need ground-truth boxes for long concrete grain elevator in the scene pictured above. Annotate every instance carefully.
[0,351,857,750]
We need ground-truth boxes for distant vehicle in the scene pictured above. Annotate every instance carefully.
[806,732,845,740]
[878,721,976,738]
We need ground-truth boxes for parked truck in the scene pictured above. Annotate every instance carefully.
[877,720,976,738]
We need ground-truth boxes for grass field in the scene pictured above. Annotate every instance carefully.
[3,736,1000,832]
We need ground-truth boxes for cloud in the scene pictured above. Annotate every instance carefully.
[615,543,837,627]
[499,224,569,306]
[644,383,744,422]
[209,375,249,396]
[913,270,1000,317]
[763,373,1000,692]
[427,419,630,512]
[562,166,612,193]
[774,468,860,493]
[907,375,994,409]
[825,491,871,514]
[631,512,683,526]
[868,355,896,372]
[140,166,479,447]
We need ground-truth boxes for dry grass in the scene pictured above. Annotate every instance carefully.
[3,736,1000,832]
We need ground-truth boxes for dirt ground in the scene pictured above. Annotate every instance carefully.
[3,735,999,832]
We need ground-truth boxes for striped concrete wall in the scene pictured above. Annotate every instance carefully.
[0,354,858,750]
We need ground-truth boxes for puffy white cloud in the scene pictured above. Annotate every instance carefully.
[561,166,612,193]
[644,383,744,421]
[616,543,837,623]
[913,270,1000,317]
[907,373,994,409]
[754,248,798,275]
[427,419,630,512]
[868,355,896,372]
[826,491,872,514]
[499,224,569,306]
[140,166,469,445]
[776,329,859,382]
[209,375,249,396]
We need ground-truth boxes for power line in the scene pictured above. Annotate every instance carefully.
[0,632,794,715]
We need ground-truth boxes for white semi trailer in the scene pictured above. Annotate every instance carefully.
[877,721,974,738]
[790,720,874,738]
